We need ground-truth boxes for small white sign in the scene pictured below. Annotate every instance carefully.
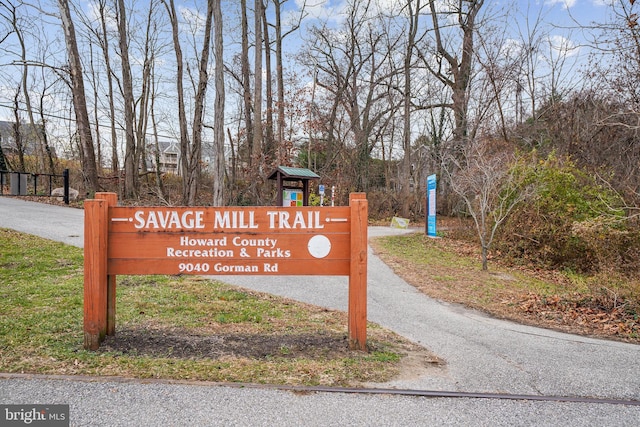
[308,235,331,258]
[390,217,410,229]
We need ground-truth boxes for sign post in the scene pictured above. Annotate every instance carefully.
[84,192,368,351]
[426,174,437,237]
[319,184,325,206]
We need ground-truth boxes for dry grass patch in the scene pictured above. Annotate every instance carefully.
[371,231,639,343]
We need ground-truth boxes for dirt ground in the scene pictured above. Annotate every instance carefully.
[98,323,445,383]
[100,325,353,360]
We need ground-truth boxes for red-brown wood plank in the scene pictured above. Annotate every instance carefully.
[83,199,108,350]
[96,193,118,337]
[108,258,350,276]
[348,193,368,351]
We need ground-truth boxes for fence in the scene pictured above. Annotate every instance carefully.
[0,169,70,204]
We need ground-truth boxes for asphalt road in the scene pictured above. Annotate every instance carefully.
[1,196,639,426]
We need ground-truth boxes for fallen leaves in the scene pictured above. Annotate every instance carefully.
[374,231,639,344]
[514,292,639,340]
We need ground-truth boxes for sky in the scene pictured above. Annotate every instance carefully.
[0,0,634,146]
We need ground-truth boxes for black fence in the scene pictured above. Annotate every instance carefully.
[0,169,70,204]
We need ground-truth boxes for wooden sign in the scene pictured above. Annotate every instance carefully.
[84,193,368,352]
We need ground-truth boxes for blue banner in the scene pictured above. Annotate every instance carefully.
[427,174,437,237]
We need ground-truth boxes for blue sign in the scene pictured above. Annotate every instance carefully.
[427,174,437,237]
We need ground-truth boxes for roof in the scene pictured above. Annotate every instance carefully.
[268,166,320,180]
[162,141,179,154]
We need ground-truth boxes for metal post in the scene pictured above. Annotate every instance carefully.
[63,169,70,205]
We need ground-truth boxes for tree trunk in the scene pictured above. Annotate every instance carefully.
[240,0,254,163]
[96,0,120,173]
[252,0,264,167]
[427,0,484,153]
[164,0,213,205]
[135,1,157,180]
[116,0,138,199]
[186,0,214,205]
[482,245,488,271]
[12,93,25,172]
[274,0,285,164]
[89,43,102,171]
[400,0,422,218]
[149,62,167,203]
[8,0,47,172]
[212,0,226,206]
[57,0,99,194]
[262,5,275,163]
[0,143,9,171]
[164,0,190,204]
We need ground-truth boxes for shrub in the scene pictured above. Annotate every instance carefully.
[496,153,629,275]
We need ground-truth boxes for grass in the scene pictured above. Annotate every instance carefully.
[372,231,639,342]
[0,228,437,386]
[374,233,576,297]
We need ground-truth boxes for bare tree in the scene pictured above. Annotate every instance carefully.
[95,0,119,173]
[11,90,25,171]
[301,0,401,191]
[133,1,157,180]
[149,58,167,203]
[252,0,263,167]
[473,19,522,141]
[515,5,547,124]
[271,0,307,165]
[399,0,428,217]
[261,3,274,160]
[0,144,9,171]
[212,0,225,206]
[57,0,99,194]
[32,35,59,174]
[423,0,485,153]
[187,0,214,205]
[114,0,139,198]
[1,0,57,173]
[588,0,640,111]
[239,0,254,162]
[445,139,535,270]
[87,42,102,169]
[164,0,214,205]
[8,0,46,171]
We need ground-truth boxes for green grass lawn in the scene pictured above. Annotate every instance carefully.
[0,228,433,386]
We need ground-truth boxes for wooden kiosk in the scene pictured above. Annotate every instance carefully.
[268,166,320,207]
[83,192,368,351]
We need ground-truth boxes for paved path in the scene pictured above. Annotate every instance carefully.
[1,197,639,425]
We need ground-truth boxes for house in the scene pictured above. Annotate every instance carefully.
[152,140,234,175]
[0,120,47,158]
[153,141,180,174]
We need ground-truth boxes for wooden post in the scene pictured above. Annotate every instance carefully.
[96,192,117,336]
[83,199,109,350]
[276,173,283,206]
[303,180,309,206]
[348,193,368,351]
